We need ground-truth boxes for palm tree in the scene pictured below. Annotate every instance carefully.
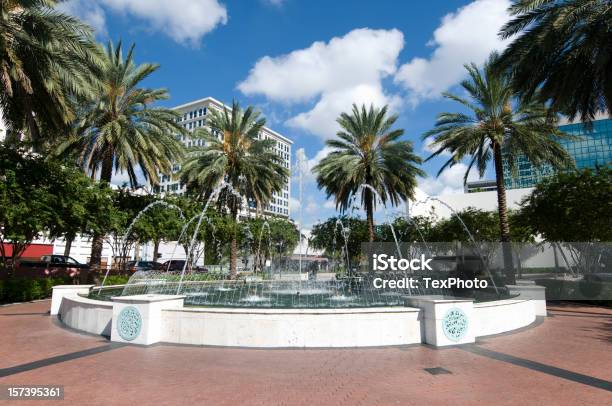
[179,101,288,278]
[313,104,424,242]
[497,0,612,122]
[0,0,101,149]
[56,41,186,269]
[424,53,573,283]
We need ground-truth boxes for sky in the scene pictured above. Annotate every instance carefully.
[59,0,514,230]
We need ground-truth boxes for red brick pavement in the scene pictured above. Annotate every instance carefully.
[0,300,610,405]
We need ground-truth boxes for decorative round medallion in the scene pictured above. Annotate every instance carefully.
[117,306,142,341]
[442,307,468,342]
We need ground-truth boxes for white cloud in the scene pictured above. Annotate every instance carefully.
[394,0,510,104]
[422,136,451,157]
[287,84,401,139]
[291,195,324,215]
[238,28,404,139]
[305,198,319,214]
[297,146,333,183]
[323,200,336,209]
[289,196,301,212]
[418,163,480,196]
[262,0,285,6]
[59,0,227,45]
[58,1,107,35]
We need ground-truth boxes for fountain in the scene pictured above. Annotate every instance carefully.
[51,169,545,348]
[409,196,500,295]
[177,180,242,293]
[255,220,272,274]
[332,218,351,276]
[99,200,185,292]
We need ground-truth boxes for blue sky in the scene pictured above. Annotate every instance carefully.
[60,0,513,229]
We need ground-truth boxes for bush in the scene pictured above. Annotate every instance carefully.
[535,278,612,307]
[102,275,130,286]
[0,276,73,303]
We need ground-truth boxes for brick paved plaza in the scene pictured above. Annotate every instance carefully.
[1,300,610,405]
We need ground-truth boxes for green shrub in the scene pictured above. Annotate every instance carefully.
[0,276,74,303]
[5,278,42,302]
[102,275,130,286]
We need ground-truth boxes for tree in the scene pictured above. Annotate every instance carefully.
[517,168,612,242]
[313,104,424,242]
[428,208,533,241]
[310,216,371,270]
[378,215,435,243]
[106,190,154,270]
[56,41,185,269]
[0,146,53,271]
[497,0,612,122]
[130,196,185,261]
[179,101,288,278]
[241,217,299,272]
[0,0,101,149]
[430,208,500,242]
[46,164,102,256]
[517,167,612,275]
[424,52,573,283]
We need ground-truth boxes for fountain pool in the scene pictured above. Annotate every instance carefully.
[52,271,545,348]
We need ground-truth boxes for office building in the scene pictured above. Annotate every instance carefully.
[154,97,292,218]
[503,117,612,189]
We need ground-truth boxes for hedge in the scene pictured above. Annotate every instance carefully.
[101,275,131,286]
[0,276,72,304]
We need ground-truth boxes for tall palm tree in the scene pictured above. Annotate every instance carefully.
[497,0,612,122]
[179,101,288,278]
[0,0,101,148]
[313,104,424,242]
[56,41,186,268]
[424,53,573,283]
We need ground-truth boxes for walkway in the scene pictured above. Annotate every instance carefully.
[0,301,610,405]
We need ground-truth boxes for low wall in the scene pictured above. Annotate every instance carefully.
[162,307,422,347]
[58,294,113,337]
[52,289,544,348]
[473,299,536,337]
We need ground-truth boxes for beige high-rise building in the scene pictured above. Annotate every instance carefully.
[154,97,292,218]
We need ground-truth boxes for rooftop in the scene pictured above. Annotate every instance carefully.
[172,96,293,145]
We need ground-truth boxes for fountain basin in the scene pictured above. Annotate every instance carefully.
[96,277,415,309]
[161,306,422,347]
[53,283,545,348]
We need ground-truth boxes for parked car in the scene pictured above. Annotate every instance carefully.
[16,255,89,278]
[124,260,163,272]
[162,260,186,272]
[161,260,207,272]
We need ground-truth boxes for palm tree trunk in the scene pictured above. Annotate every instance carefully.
[364,188,375,242]
[89,154,113,275]
[229,197,239,279]
[493,141,515,284]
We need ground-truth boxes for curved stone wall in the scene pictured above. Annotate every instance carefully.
[161,307,422,347]
[473,299,536,337]
[58,294,113,337]
[52,286,544,348]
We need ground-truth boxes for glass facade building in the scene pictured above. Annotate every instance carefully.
[503,118,612,189]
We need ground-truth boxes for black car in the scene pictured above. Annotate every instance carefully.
[19,255,89,270]
[125,260,163,272]
[161,260,207,272]
[162,260,187,272]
